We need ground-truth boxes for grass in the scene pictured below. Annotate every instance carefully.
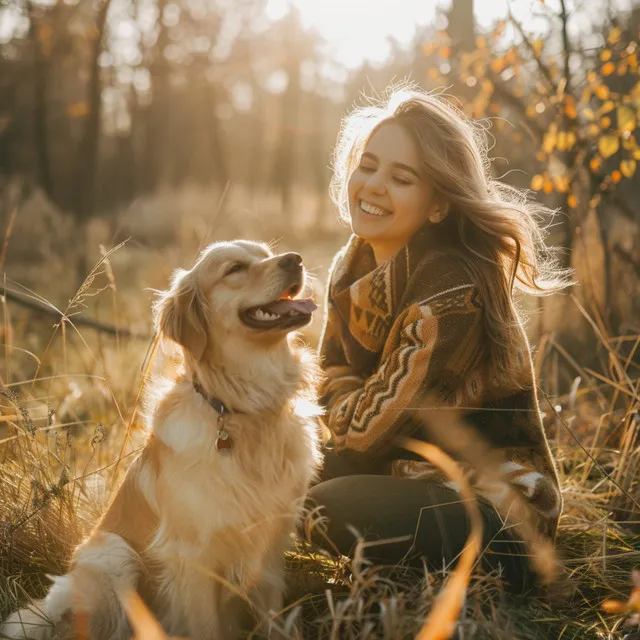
[0,184,638,639]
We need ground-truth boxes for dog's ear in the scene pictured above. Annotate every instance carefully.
[155,269,210,361]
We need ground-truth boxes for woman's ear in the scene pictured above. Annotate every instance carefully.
[428,201,450,224]
[155,269,210,361]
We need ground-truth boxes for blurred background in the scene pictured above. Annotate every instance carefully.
[0,0,638,389]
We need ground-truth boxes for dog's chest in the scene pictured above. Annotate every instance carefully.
[153,412,316,546]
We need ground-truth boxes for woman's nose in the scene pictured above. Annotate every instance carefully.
[363,170,386,195]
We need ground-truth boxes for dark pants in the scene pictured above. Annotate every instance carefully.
[303,449,534,593]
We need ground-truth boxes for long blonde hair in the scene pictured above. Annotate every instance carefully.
[330,86,572,381]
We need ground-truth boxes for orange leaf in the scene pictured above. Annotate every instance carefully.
[567,194,577,208]
[564,97,578,119]
[602,61,616,75]
[439,46,452,58]
[611,169,622,183]
[531,174,545,190]
[595,84,610,100]
[602,599,628,614]
[587,123,600,137]
[490,57,506,73]
[67,102,89,118]
[590,156,603,172]
[543,180,553,194]
[600,49,612,61]
[600,116,612,128]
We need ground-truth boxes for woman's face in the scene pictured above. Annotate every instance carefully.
[348,121,439,263]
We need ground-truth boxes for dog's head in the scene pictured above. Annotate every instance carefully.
[154,240,317,361]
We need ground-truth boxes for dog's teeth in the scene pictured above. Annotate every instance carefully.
[265,312,280,320]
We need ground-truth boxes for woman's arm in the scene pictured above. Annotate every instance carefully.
[325,284,484,454]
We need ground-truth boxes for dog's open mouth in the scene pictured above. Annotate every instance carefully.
[241,286,317,331]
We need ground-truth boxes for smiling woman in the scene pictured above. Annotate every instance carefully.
[305,85,572,593]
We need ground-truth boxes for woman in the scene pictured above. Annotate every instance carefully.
[308,87,569,592]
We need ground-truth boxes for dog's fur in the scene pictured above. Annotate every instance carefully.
[1,240,322,639]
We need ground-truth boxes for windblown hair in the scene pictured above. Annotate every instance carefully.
[330,85,572,381]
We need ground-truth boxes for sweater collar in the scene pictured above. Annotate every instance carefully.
[330,222,444,354]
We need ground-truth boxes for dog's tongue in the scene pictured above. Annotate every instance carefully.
[265,297,317,315]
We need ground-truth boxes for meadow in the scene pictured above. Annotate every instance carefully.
[0,183,638,640]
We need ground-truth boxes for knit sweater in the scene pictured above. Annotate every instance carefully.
[318,223,562,538]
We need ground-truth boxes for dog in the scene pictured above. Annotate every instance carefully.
[1,240,323,639]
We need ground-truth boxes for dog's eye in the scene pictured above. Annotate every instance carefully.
[225,262,247,276]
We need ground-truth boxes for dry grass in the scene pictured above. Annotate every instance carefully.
[0,184,638,639]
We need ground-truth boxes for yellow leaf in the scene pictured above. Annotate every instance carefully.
[607,27,622,45]
[600,49,612,61]
[623,134,638,149]
[617,62,628,75]
[595,85,610,100]
[557,131,568,151]
[598,135,620,158]
[617,105,636,132]
[583,107,595,120]
[602,62,616,76]
[598,100,616,115]
[600,116,612,128]
[587,71,598,84]
[634,148,640,160]
[553,175,569,192]
[532,40,543,57]
[620,158,637,178]
[531,174,545,190]
[543,132,556,154]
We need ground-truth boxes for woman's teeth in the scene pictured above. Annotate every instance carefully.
[360,200,391,217]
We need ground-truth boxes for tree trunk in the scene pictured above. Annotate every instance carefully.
[26,1,54,201]
[73,0,112,286]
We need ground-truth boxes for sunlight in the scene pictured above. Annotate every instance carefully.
[264,0,541,69]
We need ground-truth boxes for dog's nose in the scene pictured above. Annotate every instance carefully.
[278,253,303,272]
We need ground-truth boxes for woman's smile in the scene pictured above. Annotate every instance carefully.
[359,199,392,217]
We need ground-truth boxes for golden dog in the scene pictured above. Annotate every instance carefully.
[1,240,322,639]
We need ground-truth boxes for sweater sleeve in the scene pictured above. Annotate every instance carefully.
[317,271,365,417]
[325,284,485,454]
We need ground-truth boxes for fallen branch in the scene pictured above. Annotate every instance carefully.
[0,286,149,340]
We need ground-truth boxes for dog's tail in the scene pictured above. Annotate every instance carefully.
[0,532,143,640]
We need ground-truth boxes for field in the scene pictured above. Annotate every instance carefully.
[0,185,638,640]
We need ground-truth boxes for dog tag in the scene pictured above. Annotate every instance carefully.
[216,427,232,454]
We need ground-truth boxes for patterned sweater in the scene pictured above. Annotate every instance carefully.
[318,224,562,538]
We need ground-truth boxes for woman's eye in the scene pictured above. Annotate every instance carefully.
[393,176,412,185]
[358,164,375,173]
[225,263,247,276]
